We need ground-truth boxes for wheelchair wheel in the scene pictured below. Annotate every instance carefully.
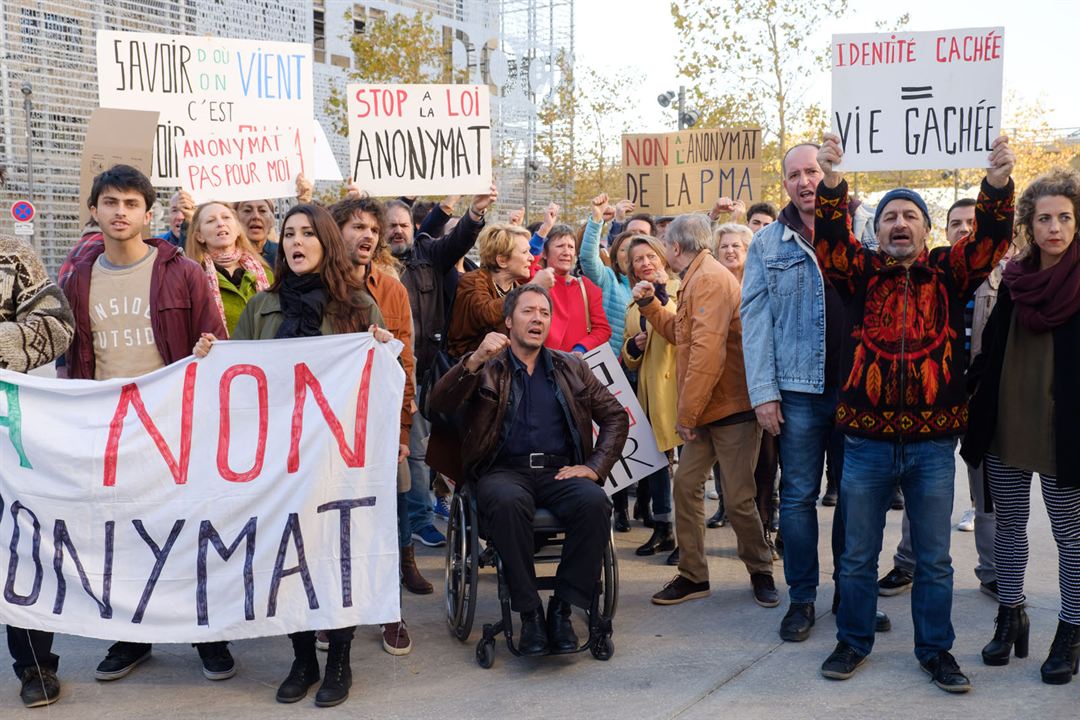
[444,490,479,641]
[476,639,495,669]
[599,529,618,619]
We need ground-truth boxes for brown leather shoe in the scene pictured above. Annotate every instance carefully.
[381,620,412,655]
[401,545,433,595]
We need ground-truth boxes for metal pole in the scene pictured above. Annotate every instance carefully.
[20,82,37,253]
[523,157,530,221]
[677,85,686,131]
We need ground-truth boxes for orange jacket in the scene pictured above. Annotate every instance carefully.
[366,267,415,445]
[640,251,751,428]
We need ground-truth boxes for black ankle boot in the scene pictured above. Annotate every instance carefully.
[546,597,578,654]
[276,633,320,703]
[315,638,352,707]
[1041,619,1080,684]
[613,508,630,533]
[706,505,727,529]
[636,521,675,556]
[982,604,1029,666]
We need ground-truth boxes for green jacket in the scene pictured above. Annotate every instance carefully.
[232,288,384,340]
[219,267,274,335]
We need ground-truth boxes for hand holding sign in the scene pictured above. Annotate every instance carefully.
[986,135,1014,189]
[469,183,498,219]
[819,133,845,189]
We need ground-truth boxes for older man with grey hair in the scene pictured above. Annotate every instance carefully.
[633,214,777,608]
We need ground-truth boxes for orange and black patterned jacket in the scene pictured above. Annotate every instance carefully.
[814,177,1014,440]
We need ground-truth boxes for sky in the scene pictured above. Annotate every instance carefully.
[575,0,1078,135]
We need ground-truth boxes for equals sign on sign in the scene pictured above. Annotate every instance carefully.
[901,85,933,100]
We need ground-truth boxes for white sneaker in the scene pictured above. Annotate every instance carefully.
[706,489,719,500]
[956,507,976,532]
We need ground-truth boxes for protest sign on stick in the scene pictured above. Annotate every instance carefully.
[78,109,159,227]
[347,84,492,197]
[830,27,1005,172]
[622,128,762,215]
[96,30,314,190]
[582,345,668,496]
[0,335,402,642]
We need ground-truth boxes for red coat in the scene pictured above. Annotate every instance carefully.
[544,273,611,353]
[63,237,227,380]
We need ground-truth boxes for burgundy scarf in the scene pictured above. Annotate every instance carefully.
[1002,237,1080,333]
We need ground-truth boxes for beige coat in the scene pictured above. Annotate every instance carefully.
[622,277,682,452]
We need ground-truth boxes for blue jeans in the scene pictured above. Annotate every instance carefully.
[837,435,957,662]
[405,412,434,532]
[777,389,839,603]
[647,465,672,521]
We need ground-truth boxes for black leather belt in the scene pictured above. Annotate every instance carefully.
[497,453,571,470]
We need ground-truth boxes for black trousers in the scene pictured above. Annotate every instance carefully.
[7,626,57,677]
[477,467,612,613]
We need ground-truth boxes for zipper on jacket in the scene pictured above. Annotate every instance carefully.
[898,268,910,445]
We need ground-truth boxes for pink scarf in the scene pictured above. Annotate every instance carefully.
[1002,236,1080,333]
[203,250,271,337]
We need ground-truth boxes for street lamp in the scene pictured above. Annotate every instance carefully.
[20,82,38,253]
[658,85,699,130]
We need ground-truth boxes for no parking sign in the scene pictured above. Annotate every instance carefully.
[11,200,35,223]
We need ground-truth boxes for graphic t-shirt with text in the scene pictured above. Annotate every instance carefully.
[89,246,166,379]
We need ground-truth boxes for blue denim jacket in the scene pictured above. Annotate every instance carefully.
[741,220,826,407]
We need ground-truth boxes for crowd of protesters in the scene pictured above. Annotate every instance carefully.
[2,124,1080,710]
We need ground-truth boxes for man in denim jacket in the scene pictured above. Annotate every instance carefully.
[741,144,878,644]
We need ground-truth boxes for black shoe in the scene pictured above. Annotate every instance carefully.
[779,602,815,642]
[890,488,905,510]
[195,641,236,680]
[920,651,971,693]
[821,642,868,680]
[774,527,783,550]
[1040,619,1080,685]
[19,667,60,708]
[613,509,630,533]
[982,604,1030,666]
[751,573,780,608]
[633,497,655,528]
[276,658,320,703]
[768,504,779,533]
[822,484,838,507]
[315,639,352,707]
[546,597,579,654]
[706,506,728,528]
[518,609,549,655]
[980,580,999,601]
[636,521,675,556]
[878,567,913,596]
[876,611,891,633]
[95,642,151,681]
[666,547,680,566]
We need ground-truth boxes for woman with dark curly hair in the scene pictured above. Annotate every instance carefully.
[962,168,1080,684]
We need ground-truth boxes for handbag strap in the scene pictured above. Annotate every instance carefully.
[577,277,592,335]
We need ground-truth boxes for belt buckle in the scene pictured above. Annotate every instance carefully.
[528,453,543,469]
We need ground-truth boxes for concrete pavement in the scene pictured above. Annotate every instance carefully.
[3,459,1077,718]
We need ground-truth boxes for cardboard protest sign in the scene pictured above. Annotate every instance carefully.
[0,334,402,642]
[96,30,314,190]
[622,128,762,215]
[582,345,668,495]
[831,27,1004,172]
[78,109,159,228]
[347,84,492,197]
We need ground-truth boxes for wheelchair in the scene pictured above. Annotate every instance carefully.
[444,480,618,668]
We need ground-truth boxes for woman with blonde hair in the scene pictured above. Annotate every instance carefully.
[185,201,272,335]
[447,222,534,357]
[963,168,1080,684]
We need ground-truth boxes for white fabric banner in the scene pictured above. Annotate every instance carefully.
[830,27,1004,172]
[582,345,668,495]
[0,334,402,642]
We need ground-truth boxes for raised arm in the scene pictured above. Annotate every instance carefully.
[579,195,616,288]
[425,185,497,274]
[814,133,869,297]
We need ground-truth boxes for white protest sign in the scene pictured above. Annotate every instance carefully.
[830,27,1004,172]
[582,345,668,496]
[96,31,314,188]
[347,84,492,197]
[0,334,402,642]
[313,119,344,182]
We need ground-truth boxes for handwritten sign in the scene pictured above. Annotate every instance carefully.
[831,27,1004,172]
[0,335,402,642]
[347,84,492,197]
[622,128,762,214]
[96,31,314,188]
[582,345,668,495]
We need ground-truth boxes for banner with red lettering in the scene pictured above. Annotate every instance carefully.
[831,27,1005,172]
[346,83,492,197]
[0,334,403,642]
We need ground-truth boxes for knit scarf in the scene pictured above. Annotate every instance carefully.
[275,272,328,339]
[1002,237,1080,333]
[202,250,270,337]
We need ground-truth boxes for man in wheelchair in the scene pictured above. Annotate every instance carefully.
[430,283,629,655]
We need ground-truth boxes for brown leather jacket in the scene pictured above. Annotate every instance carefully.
[428,346,629,482]
[640,250,752,427]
